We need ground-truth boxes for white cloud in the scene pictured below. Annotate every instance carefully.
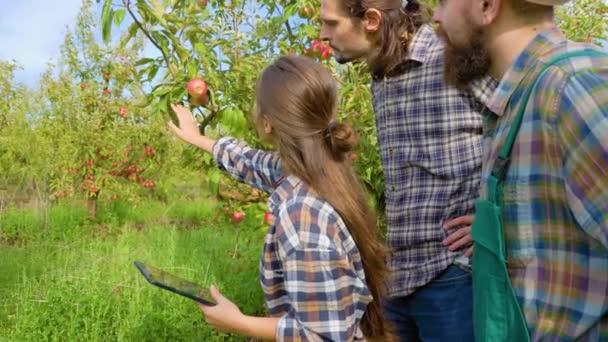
[0,0,83,87]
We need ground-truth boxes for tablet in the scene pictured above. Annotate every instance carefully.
[134,261,216,306]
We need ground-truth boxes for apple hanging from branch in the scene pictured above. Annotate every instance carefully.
[187,78,209,107]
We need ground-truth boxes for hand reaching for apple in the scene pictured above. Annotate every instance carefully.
[167,103,216,153]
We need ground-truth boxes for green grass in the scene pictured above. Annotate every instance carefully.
[0,198,266,341]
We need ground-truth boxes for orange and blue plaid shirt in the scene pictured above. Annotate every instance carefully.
[480,28,608,340]
[213,137,372,341]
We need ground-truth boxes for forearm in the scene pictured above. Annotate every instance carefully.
[187,134,216,154]
[238,315,280,341]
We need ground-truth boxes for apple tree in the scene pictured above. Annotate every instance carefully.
[98,0,607,220]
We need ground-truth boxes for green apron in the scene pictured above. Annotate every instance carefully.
[471,49,606,342]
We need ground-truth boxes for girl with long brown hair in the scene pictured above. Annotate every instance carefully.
[167,55,392,341]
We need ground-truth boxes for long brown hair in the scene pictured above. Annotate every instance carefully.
[341,0,431,77]
[255,55,393,341]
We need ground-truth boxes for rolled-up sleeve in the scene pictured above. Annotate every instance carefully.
[212,137,284,193]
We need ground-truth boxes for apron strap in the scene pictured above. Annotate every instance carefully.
[487,49,607,203]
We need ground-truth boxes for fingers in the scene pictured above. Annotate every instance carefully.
[443,224,473,252]
[443,214,474,230]
[171,103,193,119]
[442,225,469,245]
[167,121,178,133]
[447,234,473,251]
[198,302,209,314]
[464,246,473,257]
[209,285,224,303]
[170,103,187,123]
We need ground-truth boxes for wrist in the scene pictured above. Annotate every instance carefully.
[236,314,254,336]
[191,135,215,153]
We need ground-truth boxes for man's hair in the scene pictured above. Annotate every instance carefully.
[341,0,431,77]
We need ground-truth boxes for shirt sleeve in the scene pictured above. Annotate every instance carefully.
[557,69,608,249]
[273,207,371,342]
[212,137,284,194]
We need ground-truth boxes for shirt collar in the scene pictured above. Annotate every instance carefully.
[406,24,435,64]
[375,24,436,79]
[487,27,566,116]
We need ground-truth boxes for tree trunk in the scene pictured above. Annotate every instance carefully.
[87,191,99,219]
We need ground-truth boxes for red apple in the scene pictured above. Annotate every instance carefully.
[321,48,332,60]
[263,212,273,225]
[231,211,245,223]
[119,106,127,118]
[190,93,209,106]
[198,0,208,9]
[187,78,209,106]
[310,40,323,55]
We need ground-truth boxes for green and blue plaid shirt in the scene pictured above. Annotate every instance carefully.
[480,27,608,340]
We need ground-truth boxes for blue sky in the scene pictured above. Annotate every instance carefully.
[0,0,86,87]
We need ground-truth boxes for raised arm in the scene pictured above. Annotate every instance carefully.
[167,104,284,193]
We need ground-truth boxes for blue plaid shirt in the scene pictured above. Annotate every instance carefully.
[213,137,371,341]
[371,24,496,297]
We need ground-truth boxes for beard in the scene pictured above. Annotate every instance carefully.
[332,49,356,64]
[436,24,491,90]
[334,54,352,64]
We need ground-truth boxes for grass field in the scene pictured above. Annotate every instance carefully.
[0,196,267,341]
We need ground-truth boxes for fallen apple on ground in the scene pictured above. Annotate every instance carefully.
[231,211,245,223]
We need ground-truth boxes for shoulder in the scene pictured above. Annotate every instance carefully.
[534,46,608,116]
[272,190,342,256]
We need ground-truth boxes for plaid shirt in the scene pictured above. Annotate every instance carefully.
[370,24,496,297]
[479,28,608,340]
[213,137,372,341]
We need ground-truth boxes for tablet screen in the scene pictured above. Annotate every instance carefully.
[134,261,215,306]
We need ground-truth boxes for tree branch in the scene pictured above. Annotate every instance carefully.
[123,0,176,78]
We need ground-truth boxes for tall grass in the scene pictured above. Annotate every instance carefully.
[0,198,266,341]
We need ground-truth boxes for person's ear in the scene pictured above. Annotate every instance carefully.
[363,8,382,33]
[479,0,501,25]
[263,117,272,135]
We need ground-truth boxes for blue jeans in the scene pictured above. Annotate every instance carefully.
[383,265,474,342]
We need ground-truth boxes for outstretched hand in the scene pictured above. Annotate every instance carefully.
[166,103,215,153]
[167,103,201,145]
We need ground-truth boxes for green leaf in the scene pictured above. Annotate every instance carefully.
[152,85,172,97]
[101,0,113,44]
[134,58,157,67]
[208,169,222,194]
[147,64,160,81]
[113,9,126,26]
